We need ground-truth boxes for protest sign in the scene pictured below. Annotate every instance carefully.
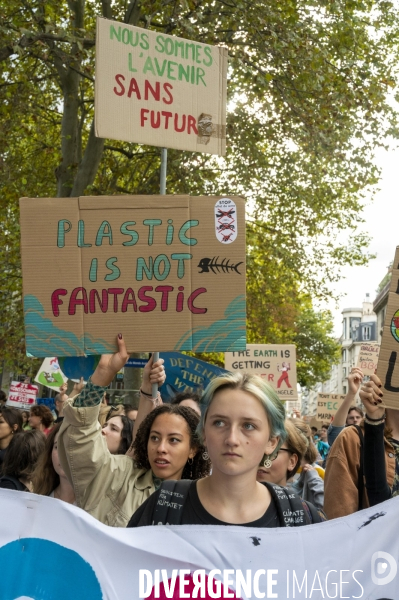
[159,352,228,400]
[224,344,298,400]
[95,17,227,156]
[34,357,68,389]
[7,381,38,409]
[356,343,380,376]
[20,195,246,357]
[316,393,346,421]
[2,489,399,598]
[377,246,399,409]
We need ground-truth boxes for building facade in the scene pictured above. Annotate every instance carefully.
[302,296,377,416]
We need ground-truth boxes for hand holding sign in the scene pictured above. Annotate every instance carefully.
[359,373,385,420]
[91,335,130,387]
[347,367,364,396]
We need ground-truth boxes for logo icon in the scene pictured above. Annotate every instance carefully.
[371,551,397,585]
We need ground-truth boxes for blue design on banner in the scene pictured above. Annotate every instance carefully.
[0,538,102,599]
[159,352,229,401]
[174,295,246,352]
[24,295,115,357]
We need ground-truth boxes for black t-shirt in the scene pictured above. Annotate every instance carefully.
[127,480,280,528]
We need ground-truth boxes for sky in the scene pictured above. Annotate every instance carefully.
[325,145,398,336]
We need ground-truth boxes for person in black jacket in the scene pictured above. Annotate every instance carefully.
[361,373,399,506]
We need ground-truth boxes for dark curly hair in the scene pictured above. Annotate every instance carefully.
[30,404,54,429]
[133,405,210,480]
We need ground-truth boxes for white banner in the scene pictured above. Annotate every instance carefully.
[0,488,398,599]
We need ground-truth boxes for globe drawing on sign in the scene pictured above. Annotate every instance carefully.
[58,356,101,382]
[391,309,399,343]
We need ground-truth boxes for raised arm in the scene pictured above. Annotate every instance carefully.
[360,373,391,506]
[333,368,364,427]
[58,335,131,508]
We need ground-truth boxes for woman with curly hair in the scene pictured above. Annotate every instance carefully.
[130,404,209,483]
[32,423,76,504]
[58,335,210,527]
[29,404,54,435]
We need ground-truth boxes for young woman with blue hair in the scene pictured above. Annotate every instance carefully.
[128,371,293,527]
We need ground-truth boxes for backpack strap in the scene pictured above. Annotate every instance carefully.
[152,479,192,525]
[264,482,323,526]
[0,475,26,491]
[353,425,365,511]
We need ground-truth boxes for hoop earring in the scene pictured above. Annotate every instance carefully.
[263,455,272,469]
[202,450,209,461]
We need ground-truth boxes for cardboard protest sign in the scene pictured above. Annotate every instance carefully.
[20,195,246,357]
[95,17,227,155]
[356,343,380,376]
[7,381,38,409]
[159,352,228,400]
[34,357,68,389]
[377,246,399,409]
[224,344,298,400]
[316,393,346,422]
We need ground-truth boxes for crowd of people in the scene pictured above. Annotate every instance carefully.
[0,335,396,531]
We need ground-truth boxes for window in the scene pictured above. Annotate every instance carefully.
[342,349,347,362]
[343,367,346,377]
[343,319,347,339]
[363,326,371,341]
[343,385,347,394]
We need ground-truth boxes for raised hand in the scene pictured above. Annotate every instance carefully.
[347,367,364,396]
[91,334,129,387]
[141,355,166,395]
[359,373,385,420]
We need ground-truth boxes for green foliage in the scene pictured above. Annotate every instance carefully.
[1,0,399,382]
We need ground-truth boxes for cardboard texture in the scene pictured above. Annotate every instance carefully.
[7,382,38,409]
[356,343,380,376]
[34,357,68,389]
[316,393,346,422]
[377,245,399,409]
[224,344,298,400]
[20,195,246,357]
[95,17,227,156]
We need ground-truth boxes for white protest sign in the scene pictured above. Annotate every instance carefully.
[7,381,38,409]
[224,344,298,400]
[356,343,380,376]
[34,357,68,389]
[95,17,227,155]
[1,489,399,598]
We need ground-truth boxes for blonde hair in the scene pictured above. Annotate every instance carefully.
[288,418,317,465]
[198,372,286,446]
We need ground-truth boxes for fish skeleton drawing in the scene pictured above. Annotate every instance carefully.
[197,257,243,274]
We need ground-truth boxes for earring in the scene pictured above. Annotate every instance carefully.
[188,457,194,479]
[202,450,209,461]
[263,455,272,469]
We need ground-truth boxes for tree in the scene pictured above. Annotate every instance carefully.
[1,0,399,379]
